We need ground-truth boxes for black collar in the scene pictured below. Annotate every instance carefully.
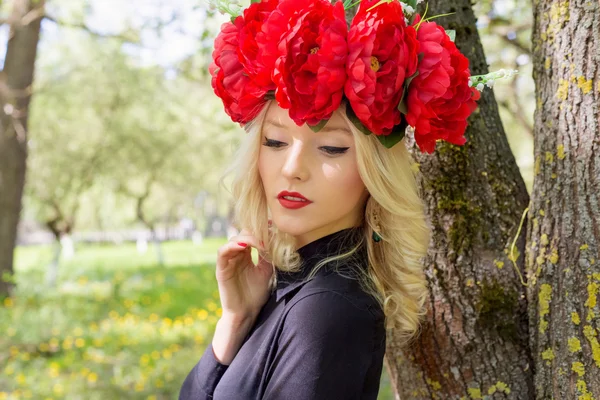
[274,227,365,302]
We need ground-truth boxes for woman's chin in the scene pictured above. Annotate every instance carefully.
[271,218,310,237]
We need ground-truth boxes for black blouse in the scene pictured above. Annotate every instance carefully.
[179,227,386,400]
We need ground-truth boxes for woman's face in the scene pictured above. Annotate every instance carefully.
[258,103,369,248]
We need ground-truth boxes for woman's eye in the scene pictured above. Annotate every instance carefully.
[262,138,286,148]
[320,146,350,155]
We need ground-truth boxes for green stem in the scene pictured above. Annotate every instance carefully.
[423,11,456,22]
[414,2,428,30]
[344,0,362,9]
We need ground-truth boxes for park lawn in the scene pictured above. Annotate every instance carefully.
[1,239,393,400]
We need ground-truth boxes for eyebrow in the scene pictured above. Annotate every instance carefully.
[264,119,352,136]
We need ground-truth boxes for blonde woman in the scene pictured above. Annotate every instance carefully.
[180,0,480,398]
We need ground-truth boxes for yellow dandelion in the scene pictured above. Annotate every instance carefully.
[16,373,26,385]
[151,351,161,360]
[134,382,145,392]
[3,297,14,308]
[62,337,73,350]
[197,309,208,320]
[48,366,60,378]
[88,372,98,383]
[140,354,150,366]
[53,383,64,395]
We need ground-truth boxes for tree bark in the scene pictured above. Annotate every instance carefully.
[0,0,44,297]
[384,1,535,398]
[528,0,600,397]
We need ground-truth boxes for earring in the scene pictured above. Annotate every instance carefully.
[372,208,382,243]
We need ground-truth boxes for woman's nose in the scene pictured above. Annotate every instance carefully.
[281,142,310,181]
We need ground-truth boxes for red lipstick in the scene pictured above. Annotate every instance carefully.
[277,191,312,210]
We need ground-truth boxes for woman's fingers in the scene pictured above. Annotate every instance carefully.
[231,230,265,252]
[216,240,252,262]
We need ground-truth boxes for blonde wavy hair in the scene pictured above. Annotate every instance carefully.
[220,100,431,347]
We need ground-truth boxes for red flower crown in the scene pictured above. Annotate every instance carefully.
[209,0,483,153]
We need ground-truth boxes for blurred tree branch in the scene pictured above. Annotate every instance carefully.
[499,59,534,137]
[43,14,141,44]
[489,20,532,55]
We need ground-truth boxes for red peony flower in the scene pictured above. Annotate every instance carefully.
[405,17,480,153]
[260,0,348,126]
[238,0,278,88]
[345,0,419,135]
[209,0,277,124]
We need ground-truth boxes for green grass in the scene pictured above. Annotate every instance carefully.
[1,239,393,399]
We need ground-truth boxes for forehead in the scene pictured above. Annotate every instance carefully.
[263,103,351,136]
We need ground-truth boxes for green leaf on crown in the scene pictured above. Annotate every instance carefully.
[264,91,276,100]
[307,119,329,133]
[404,0,418,9]
[375,120,407,148]
[345,105,372,136]
[398,67,420,114]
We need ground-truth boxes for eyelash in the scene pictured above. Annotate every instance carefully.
[262,138,349,155]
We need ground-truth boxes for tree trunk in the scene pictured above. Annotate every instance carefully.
[0,0,44,297]
[384,1,535,398]
[528,0,600,397]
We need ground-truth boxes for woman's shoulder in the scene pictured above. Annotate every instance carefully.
[289,272,385,323]
[279,283,386,352]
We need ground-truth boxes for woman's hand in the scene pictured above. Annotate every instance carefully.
[215,229,274,324]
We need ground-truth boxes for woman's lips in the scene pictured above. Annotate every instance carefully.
[278,197,312,209]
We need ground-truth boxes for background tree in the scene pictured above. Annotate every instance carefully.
[528,0,600,397]
[0,0,44,298]
[383,0,535,398]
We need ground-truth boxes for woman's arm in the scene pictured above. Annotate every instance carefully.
[179,315,255,400]
[179,227,271,399]
[261,291,385,400]
[212,313,256,364]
